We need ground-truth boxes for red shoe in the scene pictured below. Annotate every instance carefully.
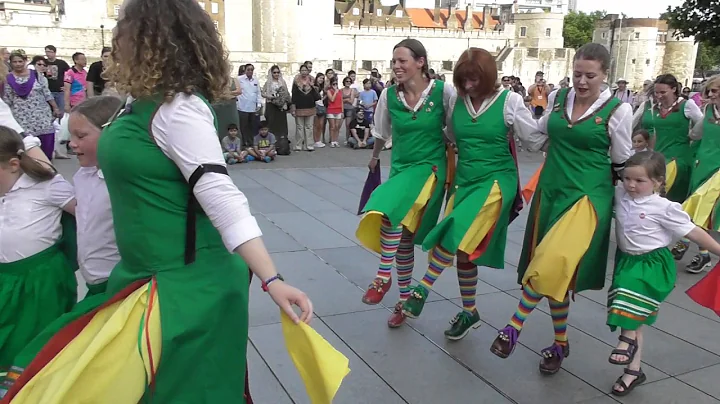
[362,277,391,305]
[387,302,407,328]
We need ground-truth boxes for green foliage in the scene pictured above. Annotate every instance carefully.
[563,10,607,49]
[695,42,720,77]
[666,0,720,46]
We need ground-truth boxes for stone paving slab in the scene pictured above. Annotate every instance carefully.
[53,150,720,403]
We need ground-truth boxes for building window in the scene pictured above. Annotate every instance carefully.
[352,7,359,15]
[601,32,607,39]
[554,48,566,58]
[631,58,636,64]
[646,59,651,65]
[441,60,453,71]
[211,2,218,13]
[395,10,402,17]
[113,4,120,15]
[519,26,527,37]
[376,9,382,16]
[527,48,539,58]
[634,32,640,39]
[198,1,205,9]
[333,60,343,71]
[213,20,219,31]
[362,60,373,71]
[545,28,551,37]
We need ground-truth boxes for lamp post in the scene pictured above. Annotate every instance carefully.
[100,24,105,46]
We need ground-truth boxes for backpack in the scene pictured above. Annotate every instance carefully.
[276,133,290,155]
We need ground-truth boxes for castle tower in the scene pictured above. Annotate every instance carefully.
[286,0,335,63]
[662,29,698,88]
[251,0,291,54]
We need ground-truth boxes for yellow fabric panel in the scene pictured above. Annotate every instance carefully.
[521,196,598,301]
[444,193,456,217]
[458,182,503,254]
[281,312,350,404]
[683,170,720,229]
[400,174,437,233]
[12,281,161,404]
[355,211,384,254]
[665,160,678,193]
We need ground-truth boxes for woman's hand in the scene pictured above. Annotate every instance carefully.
[267,281,313,324]
[368,157,378,172]
[52,108,62,118]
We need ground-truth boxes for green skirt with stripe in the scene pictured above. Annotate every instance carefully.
[607,248,675,331]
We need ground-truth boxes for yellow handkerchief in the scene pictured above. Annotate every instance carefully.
[281,312,351,404]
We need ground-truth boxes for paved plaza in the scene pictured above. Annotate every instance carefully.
[56,145,720,404]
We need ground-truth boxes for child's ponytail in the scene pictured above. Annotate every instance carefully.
[0,126,55,182]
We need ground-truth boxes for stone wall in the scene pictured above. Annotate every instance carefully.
[662,33,698,88]
[331,25,512,64]
[501,47,574,86]
[512,12,565,49]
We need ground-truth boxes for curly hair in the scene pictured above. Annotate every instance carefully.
[105,0,230,103]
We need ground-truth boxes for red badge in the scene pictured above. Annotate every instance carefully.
[639,212,646,219]
[432,165,438,172]
[595,116,603,124]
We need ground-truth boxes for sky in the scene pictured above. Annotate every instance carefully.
[576,0,684,18]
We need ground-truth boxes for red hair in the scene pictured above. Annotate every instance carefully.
[453,48,500,98]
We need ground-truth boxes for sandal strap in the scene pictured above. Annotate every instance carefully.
[624,368,643,377]
[611,348,632,356]
[618,335,637,346]
[614,377,630,390]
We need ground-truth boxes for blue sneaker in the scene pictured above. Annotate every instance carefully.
[246,155,255,162]
[263,156,271,163]
[227,158,237,165]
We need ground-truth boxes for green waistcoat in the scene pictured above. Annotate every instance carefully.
[641,100,693,201]
[97,95,250,402]
[689,105,720,193]
[518,88,621,293]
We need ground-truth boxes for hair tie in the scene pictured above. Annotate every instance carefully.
[16,149,24,157]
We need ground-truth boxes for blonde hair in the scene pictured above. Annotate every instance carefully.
[701,75,720,102]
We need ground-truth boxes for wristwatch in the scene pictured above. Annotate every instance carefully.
[261,273,284,292]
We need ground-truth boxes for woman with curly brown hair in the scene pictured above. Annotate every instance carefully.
[0,0,312,402]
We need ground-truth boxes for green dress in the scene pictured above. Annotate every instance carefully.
[357,81,448,247]
[518,88,621,294]
[422,90,517,267]
[685,105,720,230]
[641,100,693,202]
[99,96,251,402]
[0,214,77,371]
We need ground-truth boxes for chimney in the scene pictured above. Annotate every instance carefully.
[434,0,441,24]
[463,3,473,31]
[447,5,459,30]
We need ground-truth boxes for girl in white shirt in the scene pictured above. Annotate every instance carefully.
[607,150,720,396]
[0,127,77,371]
[67,96,123,296]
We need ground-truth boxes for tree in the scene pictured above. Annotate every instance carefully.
[563,10,607,49]
[695,42,720,78]
[666,0,720,46]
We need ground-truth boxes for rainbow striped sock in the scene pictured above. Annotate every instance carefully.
[377,216,402,280]
[509,282,542,331]
[549,294,569,345]
[457,261,478,314]
[396,234,415,301]
[419,245,454,291]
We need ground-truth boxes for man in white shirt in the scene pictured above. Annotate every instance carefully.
[614,79,634,105]
[236,64,263,148]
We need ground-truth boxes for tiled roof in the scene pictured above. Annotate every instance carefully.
[404,8,488,29]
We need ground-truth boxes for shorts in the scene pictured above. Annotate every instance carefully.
[326,113,343,120]
[343,105,355,119]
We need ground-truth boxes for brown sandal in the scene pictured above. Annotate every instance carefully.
[611,368,646,396]
[609,335,638,366]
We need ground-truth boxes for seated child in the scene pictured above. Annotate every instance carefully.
[221,123,248,164]
[248,121,276,163]
[347,109,374,149]
[631,129,650,154]
[358,79,378,123]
